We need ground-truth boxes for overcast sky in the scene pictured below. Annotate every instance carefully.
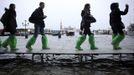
[0,0,134,30]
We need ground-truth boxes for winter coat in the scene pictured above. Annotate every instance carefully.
[29,7,45,27]
[110,7,128,29]
[80,10,96,30]
[1,8,17,34]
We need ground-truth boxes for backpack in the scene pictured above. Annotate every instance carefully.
[0,9,9,34]
[85,15,96,23]
[1,8,9,26]
[29,16,36,23]
[29,10,37,23]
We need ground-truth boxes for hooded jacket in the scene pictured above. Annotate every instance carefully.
[1,8,17,31]
[110,6,128,29]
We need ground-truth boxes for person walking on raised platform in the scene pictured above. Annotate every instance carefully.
[0,4,18,51]
[26,2,49,51]
[75,3,98,50]
[110,3,129,50]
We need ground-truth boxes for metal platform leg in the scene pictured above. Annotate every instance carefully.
[132,54,134,61]
[119,53,122,63]
[85,55,88,62]
[91,54,94,68]
[32,54,35,61]
[79,55,83,63]
[41,54,44,63]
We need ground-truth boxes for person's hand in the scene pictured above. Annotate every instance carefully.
[89,15,93,17]
[79,30,84,35]
[44,15,47,19]
[126,4,129,8]
[79,31,82,35]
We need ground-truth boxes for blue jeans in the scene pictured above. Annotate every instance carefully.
[34,24,44,38]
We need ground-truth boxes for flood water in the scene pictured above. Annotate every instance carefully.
[0,34,134,75]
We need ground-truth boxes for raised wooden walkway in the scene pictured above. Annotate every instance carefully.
[0,48,134,64]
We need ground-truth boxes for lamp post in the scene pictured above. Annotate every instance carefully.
[22,20,29,39]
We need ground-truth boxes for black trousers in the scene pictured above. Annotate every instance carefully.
[112,27,124,35]
[34,24,45,38]
[2,26,16,35]
[83,27,92,36]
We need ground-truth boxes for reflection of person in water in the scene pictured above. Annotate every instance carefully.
[58,31,61,39]
[26,2,49,51]
[1,4,18,50]
[75,3,98,50]
[0,38,1,48]
[110,3,129,50]
[0,30,1,48]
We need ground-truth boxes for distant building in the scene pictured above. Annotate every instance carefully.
[93,29,112,35]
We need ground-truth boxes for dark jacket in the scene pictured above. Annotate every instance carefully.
[29,7,45,27]
[80,10,96,30]
[1,8,17,34]
[110,7,128,29]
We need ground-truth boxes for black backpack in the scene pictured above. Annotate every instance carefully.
[1,8,9,26]
[29,11,37,23]
[29,15,36,23]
